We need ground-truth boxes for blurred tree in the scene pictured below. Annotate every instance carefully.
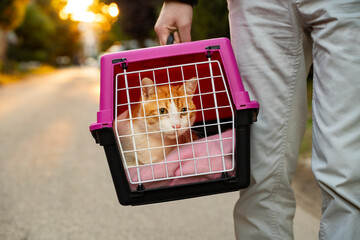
[192,0,230,40]
[114,0,160,48]
[37,0,81,64]
[7,1,80,66]
[99,19,128,52]
[8,3,56,62]
[0,0,29,30]
[0,0,29,71]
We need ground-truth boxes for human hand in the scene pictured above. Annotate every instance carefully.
[154,1,193,45]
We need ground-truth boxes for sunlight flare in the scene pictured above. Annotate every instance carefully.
[59,0,119,23]
[109,3,119,18]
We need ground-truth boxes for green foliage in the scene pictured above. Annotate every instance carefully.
[8,3,56,62]
[100,17,129,52]
[192,0,230,40]
[0,0,29,31]
[299,76,313,159]
[116,0,159,47]
[7,1,80,65]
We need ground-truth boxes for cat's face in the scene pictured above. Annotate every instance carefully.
[140,77,197,139]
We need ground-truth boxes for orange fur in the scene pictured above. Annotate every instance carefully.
[116,77,198,166]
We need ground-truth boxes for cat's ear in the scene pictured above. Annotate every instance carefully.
[141,78,155,100]
[182,77,198,97]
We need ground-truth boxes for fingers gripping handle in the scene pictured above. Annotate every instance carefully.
[166,33,174,45]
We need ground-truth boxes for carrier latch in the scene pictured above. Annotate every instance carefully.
[205,45,220,58]
[136,184,145,192]
[112,57,128,70]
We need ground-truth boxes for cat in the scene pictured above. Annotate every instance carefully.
[115,77,198,166]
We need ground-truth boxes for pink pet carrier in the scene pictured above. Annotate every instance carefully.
[90,38,259,205]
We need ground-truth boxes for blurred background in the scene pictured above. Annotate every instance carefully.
[0,0,230,79]
[0,0,320,239]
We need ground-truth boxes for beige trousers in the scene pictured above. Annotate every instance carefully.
[228,0,360,239]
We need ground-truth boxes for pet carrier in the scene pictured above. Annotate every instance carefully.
[90,38,259,206]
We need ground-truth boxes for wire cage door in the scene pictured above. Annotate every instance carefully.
[115,59,236,190]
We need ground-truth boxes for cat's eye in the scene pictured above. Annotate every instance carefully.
[159,108,168,115]
[181,107,187,116]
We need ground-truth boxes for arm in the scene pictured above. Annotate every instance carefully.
[154,1,195,45]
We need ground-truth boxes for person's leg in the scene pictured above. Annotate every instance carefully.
[228,0,312,239]
[297,0,360,239]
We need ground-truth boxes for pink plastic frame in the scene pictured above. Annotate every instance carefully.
[90,38,259,131]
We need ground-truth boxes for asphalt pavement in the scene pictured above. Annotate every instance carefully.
[0,67,321,240]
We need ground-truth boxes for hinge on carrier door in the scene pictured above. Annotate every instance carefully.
[205,45,220,58]
[112,57,128,70]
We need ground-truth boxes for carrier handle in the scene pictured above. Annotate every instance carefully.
[166,33,174,45]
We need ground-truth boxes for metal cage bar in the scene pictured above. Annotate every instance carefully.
[115,60,235,184]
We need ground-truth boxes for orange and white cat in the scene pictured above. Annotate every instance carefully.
[115,77,198,166]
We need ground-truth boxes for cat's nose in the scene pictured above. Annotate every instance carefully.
[172,124,181,129]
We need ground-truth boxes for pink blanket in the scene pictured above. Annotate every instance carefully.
[126,129,235,190]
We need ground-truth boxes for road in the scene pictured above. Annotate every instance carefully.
[0,67,321,240]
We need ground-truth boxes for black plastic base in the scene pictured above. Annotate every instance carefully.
[91,109,256,206]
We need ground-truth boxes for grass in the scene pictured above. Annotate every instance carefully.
[28,65,55,75]
[299,80,313,160]
[0,64,55,85]
[0,74,20,85]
